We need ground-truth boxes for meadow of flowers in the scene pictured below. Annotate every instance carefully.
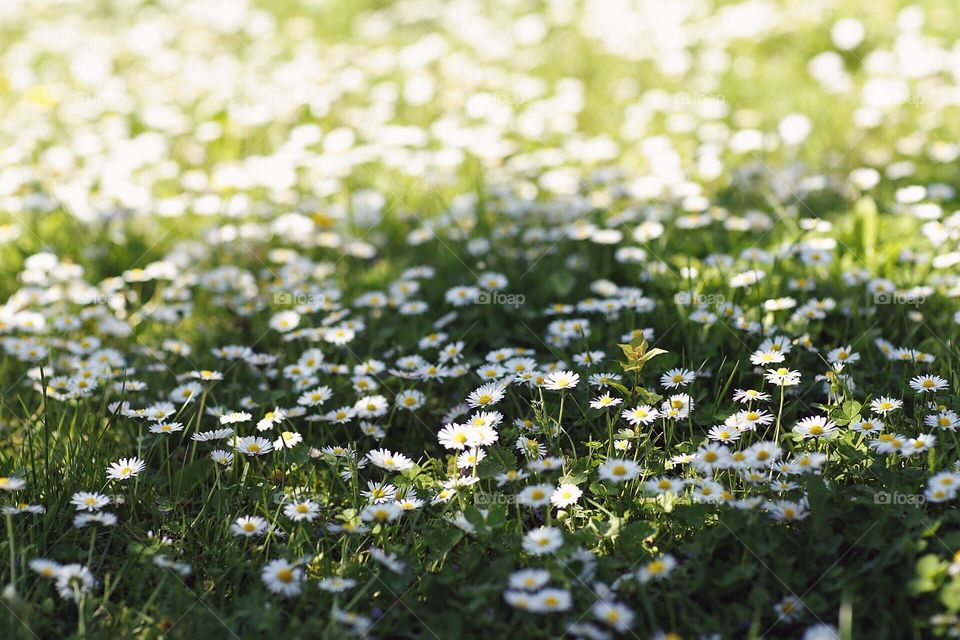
[3,0,960,638]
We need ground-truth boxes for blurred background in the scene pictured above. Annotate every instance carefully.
[1,0,959,290]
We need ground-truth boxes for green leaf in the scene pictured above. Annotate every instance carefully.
[942,579,960,612]
[619,520,657,547]
[549,271,576,296]
[909,554,946,594]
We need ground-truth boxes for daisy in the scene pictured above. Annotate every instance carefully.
[360,503,402,523]
[774,595,805,622]
[528,456,565,473]
[354,395,389,418]
[733,388,771,403]
[593,601,635,632]
[6,503,45,516]
[106,457,146,481]
[191,370,224,382]
[793,416,839,439]
[231,516,268,537]
[261,559,302,597]
[71,491,110,512]
[394,495,424,511]
[318,577,357,593]
[145,402,177,422]
[219,411,252,425]
[257,407,286,431]
[588,372,623,388]
[149,422,184,434]
[827,346,860,364]
[637,554,677,583]
[766,500,809,521]
[395,390,425,411]
[928,471,960,494]
[366,448,415,472]
[926,411,960,431]
[543,370,580,391]
[692,480,725,503]
[870,396,903,415]
[0,477,26,491]
[517,484,554,507]
[273,431,303,450]
[210,450,234,465]
[925,485,956,503]
[644,477,682,495]
[692,443,731,474]
[235,436,274,456]
[750,350,785,365]
[456,448,486,469]
[597,458,641,483]
[283,500,321,522]
[660,367,695,388]
[550,483,583,509]
[849,417,883,435]
[362,481,398,504]
[73,512,117,527]
[269,311,301,333]
[438,423,471,450]
[298,386,333,407]
[509,568,551,591]
[532,588,572,612]
[904,433,936,455]
[522,526,563,555]
[746,442,782,466]
[504,589,537,610]
[590,393,622,409]
[466,384,506,408]
[55,564,96,601]
[765,367,802,386]
[708,424,742,443]
[29,559,62,579]
[326,406,355,424]
[495,469,529,486]
[623,404,660,426]
[910,375,948,393]
[732,409,773,430]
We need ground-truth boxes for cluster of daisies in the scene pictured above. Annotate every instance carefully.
[4,0,960,636]
[3,235,959,639]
